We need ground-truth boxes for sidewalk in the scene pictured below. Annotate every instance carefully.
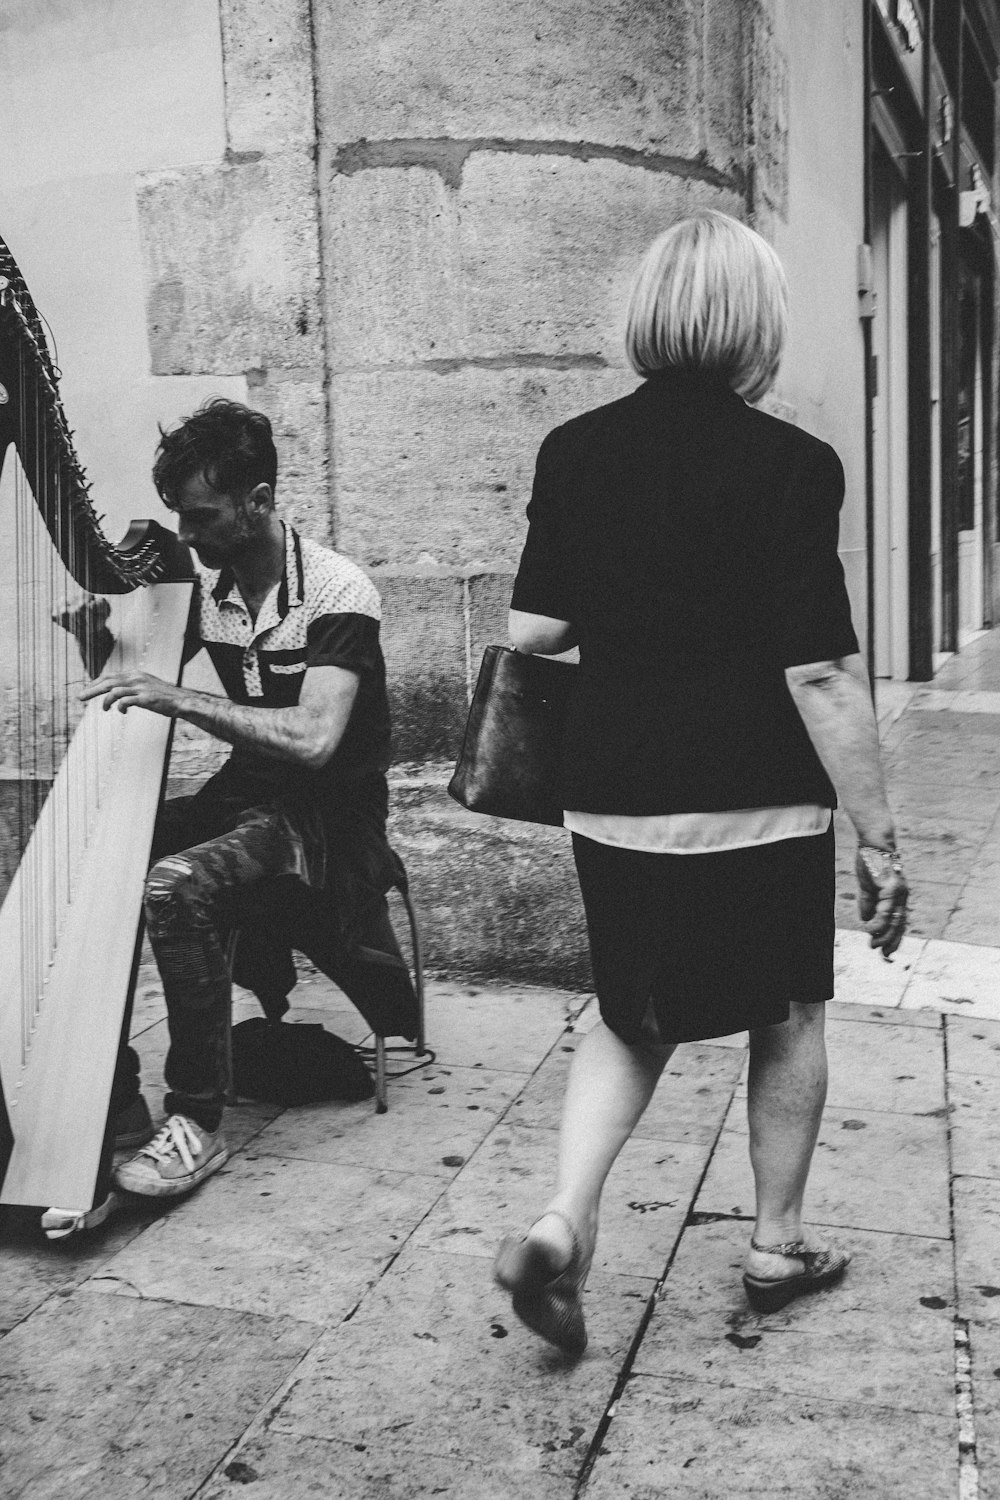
[3,633,1000,1499]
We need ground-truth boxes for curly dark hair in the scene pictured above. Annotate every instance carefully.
[152,399,278,506]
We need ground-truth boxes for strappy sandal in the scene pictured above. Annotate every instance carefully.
[742,1237,852,1313]
[494,1209,590,1358]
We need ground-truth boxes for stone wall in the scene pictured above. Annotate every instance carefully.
[2,0,791,985]
[134,0,785,765]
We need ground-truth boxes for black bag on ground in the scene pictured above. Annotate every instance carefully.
[231,1018,375,1104]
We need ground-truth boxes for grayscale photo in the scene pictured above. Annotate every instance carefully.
[1,2,999,1497]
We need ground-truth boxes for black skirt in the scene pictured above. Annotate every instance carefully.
[572,824,835,1044]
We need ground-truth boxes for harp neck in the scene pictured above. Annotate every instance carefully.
[0,237,192,594]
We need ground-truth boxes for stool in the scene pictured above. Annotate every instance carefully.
[223,862,428,1113]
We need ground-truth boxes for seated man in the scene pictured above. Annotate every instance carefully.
[84,398,397,1198]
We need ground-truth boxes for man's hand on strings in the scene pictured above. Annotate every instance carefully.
[80,671,184,718]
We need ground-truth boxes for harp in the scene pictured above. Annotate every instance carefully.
[0,235,193,1221]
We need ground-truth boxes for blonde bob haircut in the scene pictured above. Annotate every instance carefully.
[624,210,788,404]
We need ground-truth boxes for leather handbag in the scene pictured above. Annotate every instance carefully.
[448,645,576,826]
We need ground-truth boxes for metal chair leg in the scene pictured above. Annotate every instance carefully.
[223,929,238,1107]
[398,883,427,1057]
[374,1034,388,1113]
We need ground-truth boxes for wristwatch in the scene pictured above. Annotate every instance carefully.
[857,846,904,880]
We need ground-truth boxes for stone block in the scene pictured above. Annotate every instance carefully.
[375,571,467,760]
[468,569,517,666]
[326,154,745,368]
[138,150,323,375]
[746,0,790,220]
[332,366,638,566]
[702,0,754,173]
[387,773,591,986]
[0,1291,315,1500]
[325,166,464,367]
[584,1378,956,1499]
[247,370,331,541]
[219,0,315,152]
[314,0,701,157]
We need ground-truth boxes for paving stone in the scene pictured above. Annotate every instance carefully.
[0,1290,317,1500]
[947,1016,1000,1077]
[0,1199,159,1339]
[200,1436,575,1500]
[974,1323,1000,1500]
[635,1221,954,1414]
[697,1105,951,1239]
[87,1154,443,1326]
[943,882,1000,947]
[508,1040,745,1147]
[902,939,1000,1022]
[822,1018,945,1115]
[954,1176,1000,1325]
[826,998,940,1028]
[831,928,926,1007]
[246,1245,645,1478]
[733,1015,946,1115]
[889,779,1000,829]
[401,981,583,1073]
[250,1066,523,1177]
[949,1073,1000,1180]
[582,1378,957,1499]
[410,1123,705,1282]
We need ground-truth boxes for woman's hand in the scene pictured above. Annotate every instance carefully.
[855,846,909,960]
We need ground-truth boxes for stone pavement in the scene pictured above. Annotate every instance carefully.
[3,631,1000,1500]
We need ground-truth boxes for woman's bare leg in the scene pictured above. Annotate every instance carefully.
[745,1000,828,1278]
[526,1016,675,1269]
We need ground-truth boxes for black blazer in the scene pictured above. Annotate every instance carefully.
[511,370,860,815]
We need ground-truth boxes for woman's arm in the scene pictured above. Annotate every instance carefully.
[509,609,578,655]
[785,652,908,955]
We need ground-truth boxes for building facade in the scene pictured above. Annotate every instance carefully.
[865,0,1000,680]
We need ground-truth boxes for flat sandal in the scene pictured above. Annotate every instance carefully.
[494,1209,590,1358]
[742,1237,852,1314]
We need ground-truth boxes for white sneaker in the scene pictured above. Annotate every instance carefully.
[113,1114,228,1198]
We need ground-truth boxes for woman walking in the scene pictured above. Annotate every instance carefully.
[494,211,908,1357]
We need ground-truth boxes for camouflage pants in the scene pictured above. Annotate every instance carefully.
[146,797,321,1132]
